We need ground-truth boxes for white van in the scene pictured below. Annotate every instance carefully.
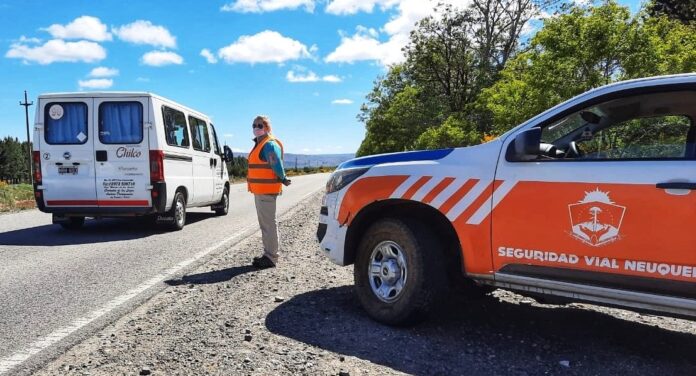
[32,92,233,230]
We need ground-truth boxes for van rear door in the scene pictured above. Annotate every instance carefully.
[39,98,98,207]
[93,97,151,209]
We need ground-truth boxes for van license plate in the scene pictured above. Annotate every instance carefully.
[58,166,78,175]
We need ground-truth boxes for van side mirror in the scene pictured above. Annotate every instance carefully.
[513,128,542,161]
[223,145,234,162]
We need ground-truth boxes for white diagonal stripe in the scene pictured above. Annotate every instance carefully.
[466,180,518,225]
[411,176,442,202]
[430,178,468,209]
[445,180,491,221]
[389,175,421,199]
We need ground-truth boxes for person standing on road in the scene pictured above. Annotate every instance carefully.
[248,115,291,269]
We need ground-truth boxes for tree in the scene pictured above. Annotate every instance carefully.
[480,1,696,134]
[648,0,696,23]
[0,137,30,182]
[357,1,552,156]
[413,115,481,150]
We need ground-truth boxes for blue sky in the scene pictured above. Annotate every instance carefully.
[0,0,642,154]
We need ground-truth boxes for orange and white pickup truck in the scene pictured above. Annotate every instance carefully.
[318,74,696,325]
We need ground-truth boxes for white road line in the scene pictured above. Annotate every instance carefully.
[389,176,421,199]
[466,180,517,225]
[0,187,323,375]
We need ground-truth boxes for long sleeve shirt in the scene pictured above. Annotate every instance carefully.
[254,136,286,181]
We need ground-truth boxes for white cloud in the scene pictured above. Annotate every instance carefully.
[325,0,471,66]
[6,39,106,65]
[221,0,315,13]
[224,133,234,138]
[113,20,176,48]
[78,78,113,89]
[141,51,183,66]
[18,36,41,44]
[332,99,353,105]
[217,30,313,64]
[44,16,112,42]
[89,66,119,77]
[286,69,342,83]
[325,0,399,15]
[136,77,150,82]
[200,48,218,64]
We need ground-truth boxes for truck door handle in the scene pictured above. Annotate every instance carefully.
[656,182,696,190]
[96,150,107,162]
[210,158,217,167]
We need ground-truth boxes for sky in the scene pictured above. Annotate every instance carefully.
[0,0,642,154]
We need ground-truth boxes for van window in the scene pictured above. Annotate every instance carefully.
[189,116,211,152]
[98,102,143,144]
[45,102,88,145]
[210,124,221,154]
[162,106,189,148]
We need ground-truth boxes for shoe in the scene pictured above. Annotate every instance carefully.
[252,255,276,269]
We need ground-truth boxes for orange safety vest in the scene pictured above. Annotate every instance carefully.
[247,135,284,194]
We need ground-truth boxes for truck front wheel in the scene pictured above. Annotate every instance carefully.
[354,218,447,326]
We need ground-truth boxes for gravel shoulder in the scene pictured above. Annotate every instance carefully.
[36,193,696,376]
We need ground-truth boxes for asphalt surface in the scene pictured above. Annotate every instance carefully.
[34,192,696,376]
[0,173,330,375]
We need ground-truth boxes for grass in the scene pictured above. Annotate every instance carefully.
[0,182,35,213]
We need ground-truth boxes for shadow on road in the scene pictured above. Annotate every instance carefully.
[164,265,257,286]
[0,213,213,246]
[266,286,696,376]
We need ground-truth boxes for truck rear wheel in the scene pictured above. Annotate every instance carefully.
[167,191,187,231]
[60,216,85,230]
[354,218,447,326]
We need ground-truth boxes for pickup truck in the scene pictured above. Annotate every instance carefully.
[318,74,696,325]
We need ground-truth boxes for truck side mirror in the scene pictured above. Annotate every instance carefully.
[513,128,542,161]
[223,145,234,162]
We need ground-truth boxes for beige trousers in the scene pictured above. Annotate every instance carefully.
[254,194,279,263]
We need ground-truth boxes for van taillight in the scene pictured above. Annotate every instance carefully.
[32,151,42,184]
[149,150,164,183]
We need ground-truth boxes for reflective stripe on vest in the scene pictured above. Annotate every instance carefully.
[247,136,284,194]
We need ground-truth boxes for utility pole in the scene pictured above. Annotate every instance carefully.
[20,91,33,184]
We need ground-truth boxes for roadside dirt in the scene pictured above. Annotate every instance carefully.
[36,193,696,375]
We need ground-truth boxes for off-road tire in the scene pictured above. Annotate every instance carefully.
[354,218,447,326]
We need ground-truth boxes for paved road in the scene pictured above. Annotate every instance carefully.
[0,173,329,375]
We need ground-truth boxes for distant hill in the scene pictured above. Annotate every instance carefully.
[233,152,355,168]
[284,153,355,168]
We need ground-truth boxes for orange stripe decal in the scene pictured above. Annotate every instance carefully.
[453,181,495,223]
[439,179,478,214]
[423,177,455,204]
[402,176,432,200]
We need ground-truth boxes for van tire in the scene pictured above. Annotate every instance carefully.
[354,218,447,326]
[214,187,229,216]
[168,192,187,231]
[60,217,85,230]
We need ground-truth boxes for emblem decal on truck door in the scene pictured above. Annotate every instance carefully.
[568,188,626,247]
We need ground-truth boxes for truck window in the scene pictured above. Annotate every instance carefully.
[44,102,88,145]
[98,102,143,144]
[162,106,189,148]
[188,116,211,152]
[540,91,696,161]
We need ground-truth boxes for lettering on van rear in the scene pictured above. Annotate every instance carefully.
[116,147,142,158]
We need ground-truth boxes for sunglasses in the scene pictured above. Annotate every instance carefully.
[252,123,264,129]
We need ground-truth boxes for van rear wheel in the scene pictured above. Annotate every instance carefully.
[60,216,85,230]
[214,187,229,216]
[168,192,186,231]
[354,218,447,326]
